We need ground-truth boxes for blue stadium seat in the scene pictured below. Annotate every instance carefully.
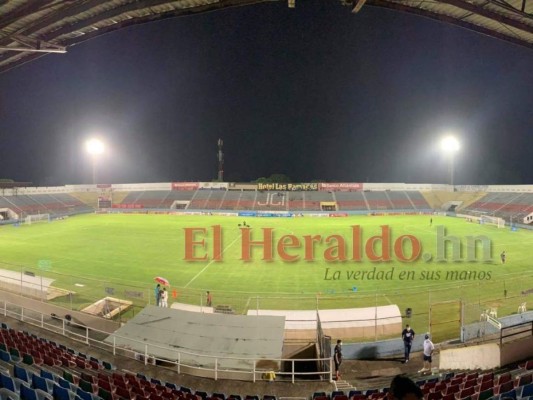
[20,384,39,400]
[0,350,12,363]
[52,384,72,400]
[75,388,92,400]
[38,371,54,383]
[57,377,76,393]
[13,365,32,383]
[2,374,28,396]
[31,375,53,394]
[519,384,533,399]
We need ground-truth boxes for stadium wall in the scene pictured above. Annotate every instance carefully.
[340,335,426,359]
[2,182,533,196]
[439,343,501,370]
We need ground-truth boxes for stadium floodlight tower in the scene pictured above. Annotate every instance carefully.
[85,138,105,184]
[440,135,460,187]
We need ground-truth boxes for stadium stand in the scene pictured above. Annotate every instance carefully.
[114,189,432,212]
[222,191,244,210]
[462,193,533,222]
[386,191,416,210]
[302,191,335,211]
[253,191,288,211]
[238,191,257,210]
[188,189,215,210]
[0,194,92,218]
[421,191,487,212]
[2,317,533,400]
[362,192,392,210]
[335,191,369,211]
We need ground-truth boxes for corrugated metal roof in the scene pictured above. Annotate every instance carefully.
[0,0,531,73]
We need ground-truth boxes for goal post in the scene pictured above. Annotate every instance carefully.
[26,213,51,225]
[480,215,505,228]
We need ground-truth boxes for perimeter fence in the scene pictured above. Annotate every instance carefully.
[0,261,531,342]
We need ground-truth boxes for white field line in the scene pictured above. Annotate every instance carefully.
[183,235,241,288]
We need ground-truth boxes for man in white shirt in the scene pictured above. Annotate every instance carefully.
[419,334,435,373]
[160,288,168,307]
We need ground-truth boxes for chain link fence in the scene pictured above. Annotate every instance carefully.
[1,261,531,343]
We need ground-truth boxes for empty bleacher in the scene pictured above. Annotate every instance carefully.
[0,321,286,400]
[1,318,533,399]
[462,193,533,222]
[335,192,368,211]
[188,189,216,210]
[0,193,93,218]
[113,189,433,212]
[254,191,288,211]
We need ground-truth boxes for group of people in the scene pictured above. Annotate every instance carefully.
[154,284,213,308]
[402,324,435,373]
[154,283,169,307]
[334,324,435,381]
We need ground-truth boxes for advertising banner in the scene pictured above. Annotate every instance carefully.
[318,183,363,191]
[171,182,199,191]
[199,182,229,190]
[257,183,318,191]
[228,183,258,190]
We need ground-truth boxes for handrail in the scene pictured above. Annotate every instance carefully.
[1,300,333,382]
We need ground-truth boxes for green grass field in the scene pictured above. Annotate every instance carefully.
[1,213,531,341]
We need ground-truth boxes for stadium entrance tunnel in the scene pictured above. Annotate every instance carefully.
[281,343,324,380]
[81,297,132,319]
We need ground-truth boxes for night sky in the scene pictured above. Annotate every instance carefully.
[0,0,532,186]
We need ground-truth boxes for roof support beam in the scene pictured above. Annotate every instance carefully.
[367,0,533,49]
[0,46,66,54]
[436,0,532,35]
[352,0,368,13]
[0,0,56,30]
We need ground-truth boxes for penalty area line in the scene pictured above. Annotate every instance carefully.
[183,235,241,288]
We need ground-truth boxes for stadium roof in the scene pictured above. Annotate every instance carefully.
[0,0,532,74]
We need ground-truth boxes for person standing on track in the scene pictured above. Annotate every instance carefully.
[402,324,415,363]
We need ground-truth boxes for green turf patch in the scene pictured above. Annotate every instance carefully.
[0,213,531,340]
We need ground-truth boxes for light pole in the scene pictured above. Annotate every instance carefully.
[440,136,460,187]
[85,138,105,184]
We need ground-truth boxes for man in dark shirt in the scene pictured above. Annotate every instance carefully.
[334,339,342,380]
[401,324,415,363]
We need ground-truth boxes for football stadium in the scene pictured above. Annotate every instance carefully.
[1,1,533,400]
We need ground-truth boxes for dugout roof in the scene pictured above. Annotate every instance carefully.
[0,0,532,74]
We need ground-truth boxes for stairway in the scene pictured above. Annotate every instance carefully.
[334,378,356,391]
